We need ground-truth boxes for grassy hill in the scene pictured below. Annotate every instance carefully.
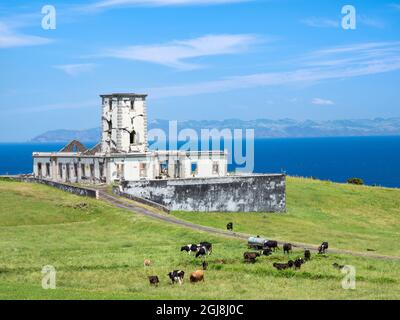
[0,179,399,300]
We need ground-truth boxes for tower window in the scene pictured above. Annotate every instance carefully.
[130,130,136,144]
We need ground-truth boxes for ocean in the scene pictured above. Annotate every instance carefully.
[1,136,399,188]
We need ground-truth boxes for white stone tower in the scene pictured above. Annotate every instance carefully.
[100,93,148,153]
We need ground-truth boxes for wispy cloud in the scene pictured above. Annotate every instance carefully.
[100,34,260,70]
[0,21,52,48]
[145,42,400,98]
[82,0,252,11]
[312,98,334,106]
[54,63,96,76]
[301,17,339,28]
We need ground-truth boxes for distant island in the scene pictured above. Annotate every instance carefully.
[31,117,400,142]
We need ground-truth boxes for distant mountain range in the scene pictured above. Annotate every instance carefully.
[31,118,400,142]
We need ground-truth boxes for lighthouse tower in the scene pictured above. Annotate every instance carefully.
[100,93,148,154]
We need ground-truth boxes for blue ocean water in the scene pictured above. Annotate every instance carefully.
[1,136,399,188]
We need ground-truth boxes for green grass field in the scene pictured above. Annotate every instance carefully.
[0,179,399,300]
[174,177,400,257]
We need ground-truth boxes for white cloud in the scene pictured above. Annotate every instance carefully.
[301,17,339,28]
[54,63,96,76]
[84,0,251,10]
[145,42,400,98]
[312,98,335,106]
[0,22,52,48]
[100,34,260,70]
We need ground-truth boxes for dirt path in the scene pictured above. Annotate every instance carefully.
[99,190,400,261]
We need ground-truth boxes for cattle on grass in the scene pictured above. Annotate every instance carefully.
[181,244,198,255]
[283,243,292,254]
[294,258,305,270]
[148,276,159,286]
[318,242,329,254]
[190,270,205,283]
[304,250,311,261]
[266,240,279,251]
[262,248,272,256]
[202,261,209,270]
[226,222,233,231]
[144,259,151,267]
[168,270,185,285]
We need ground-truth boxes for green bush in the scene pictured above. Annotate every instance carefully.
[347,177,364,185]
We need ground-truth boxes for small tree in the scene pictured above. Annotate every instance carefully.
[347,178,364,185]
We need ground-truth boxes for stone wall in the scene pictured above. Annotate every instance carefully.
[3,176,99,199]
[121,174,286,212]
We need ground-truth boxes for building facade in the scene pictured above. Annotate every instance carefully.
[33,93,228,184]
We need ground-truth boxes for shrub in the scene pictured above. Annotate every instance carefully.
[347,178,364,185]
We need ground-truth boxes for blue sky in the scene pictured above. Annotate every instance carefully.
[1,0,400,141]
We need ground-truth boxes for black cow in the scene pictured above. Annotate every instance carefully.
[262,248,273,256]
[196,246,209,258]
[198,242,212,254]
[168,270,185,285]
[304,250,311,261]
[202,261,209,270]
[148,276,160,286]
[244,257,257,264]
[266,240,279,251]
[181,244,198,255]
[283,243,292,254]
[318,242,329,254]
[294,258,305,270]
[226,222,233,231]
[273,260,293,270]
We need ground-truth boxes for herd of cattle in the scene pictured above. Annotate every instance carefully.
[145,228,331,287]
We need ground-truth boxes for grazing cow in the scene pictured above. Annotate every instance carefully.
[168,270,185,285]
[304,250,311,261]
[144,259,151,267]
[318,242,329,254]
[294,258,305,270]
[196,246,209,258]
[244,257,257,264]
[332,263,345,270]
[198,242,212,254]
[148,276,159,286]
[226,222,233,231]
[181,244,198,255]
[202,261,209,270]
[266,240,279,251]
[273,260,294,270]
[190,270,205,283]
[243,252,260,260]
[283,243,292,254]
[262,248,272,256]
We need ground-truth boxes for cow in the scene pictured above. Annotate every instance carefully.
[244,257,257,264]
[266,240,279,251]
[283,243,292,254]
[262,248,273,256]
[195,246,209,258]
[198,242,212,254]
[318,242,329,254]
[226,222,233,231]
[304,250,311,261]
[148,275,159,286]
[190,270,205,283]
[294,258,305,270]
[273,262,290,270]
[168,270,185,285]
[181,244,198,255]
[144,259,151,267]
[243,252,260,260]
[202,261,209,270]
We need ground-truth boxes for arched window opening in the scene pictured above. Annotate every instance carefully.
[130,130,136,144]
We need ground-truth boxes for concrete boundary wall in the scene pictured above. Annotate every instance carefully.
[113,186,171,214]
[2,176,99,199]
[121,174,286,213]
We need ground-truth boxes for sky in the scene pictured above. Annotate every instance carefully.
[1,0,400,141]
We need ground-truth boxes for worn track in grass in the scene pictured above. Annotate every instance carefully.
[98,190,400,261]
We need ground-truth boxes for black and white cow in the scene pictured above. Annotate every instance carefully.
[318,242,329,254]
[195,246,209,258]
[226,222,233,231]
[181,244,198,255]
[198,242,212,254]
[168,270,185,285]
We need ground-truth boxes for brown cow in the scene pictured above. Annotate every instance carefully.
[190,270,205,283]
[144,259,151,267]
